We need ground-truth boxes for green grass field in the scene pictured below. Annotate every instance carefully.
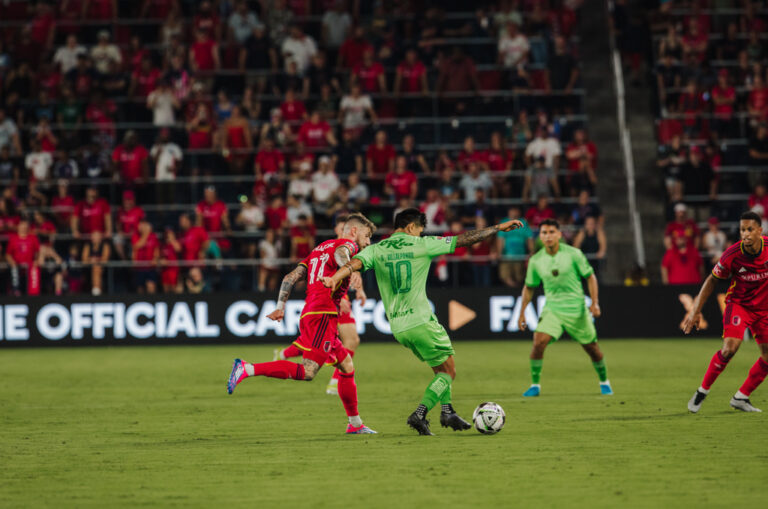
[1,339,766,508]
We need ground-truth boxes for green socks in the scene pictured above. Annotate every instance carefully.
[530,359,543,385]
[592,359,608,382]
[420,372,452,411]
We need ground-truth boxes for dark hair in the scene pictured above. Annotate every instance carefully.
[741,211,762,225]
[539,218,560,230]
[394,208,426,229]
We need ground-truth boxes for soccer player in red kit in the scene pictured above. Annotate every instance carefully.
[227,214,377,434]
[683,211,768,412]
[5,218,41,295]
[275,216,367,396]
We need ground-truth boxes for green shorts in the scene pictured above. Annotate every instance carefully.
[393,315,455,367]
[535,305,597,345]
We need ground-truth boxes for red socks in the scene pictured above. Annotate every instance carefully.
[332,349,355,381]
[738,357,768,396]
[252,361,305,380]
[281,344,302,359]
[701,350,730,390]
[337,370,359,417]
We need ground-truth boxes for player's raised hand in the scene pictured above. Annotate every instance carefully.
[321,276,334,288]
[267,309,284,322]
[681,311,703,334]
[590,302,601,318]
[498,219,524,232]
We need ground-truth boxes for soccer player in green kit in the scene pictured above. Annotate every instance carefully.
[322,208,523,435]
[518,218,613,397]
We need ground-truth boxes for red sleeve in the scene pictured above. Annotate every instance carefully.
[712,246,737,279]
[342,240,358,256]
[112,147,121,162]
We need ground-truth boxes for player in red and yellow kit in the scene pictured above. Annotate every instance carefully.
[227,214,377,434]
[684,211,768,412]
[274,215,367,395]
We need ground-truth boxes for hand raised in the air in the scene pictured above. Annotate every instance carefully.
[267,309,284,322]
[321,276,334,288]
[681,311,703,334]
[498,219,524,232]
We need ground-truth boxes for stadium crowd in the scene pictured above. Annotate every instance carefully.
[0,0,603,296]
[640,1,768,284]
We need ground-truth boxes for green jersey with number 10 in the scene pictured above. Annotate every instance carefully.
[353,232,457,334]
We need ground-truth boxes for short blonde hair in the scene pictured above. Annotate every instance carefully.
[344,213,377,236]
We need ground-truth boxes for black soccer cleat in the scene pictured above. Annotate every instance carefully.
[440,412,472,431]
[407,412,434,436]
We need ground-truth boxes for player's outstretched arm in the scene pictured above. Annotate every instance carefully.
[455,219,523,248]
[322,258,363,289]
[587,274,601,318]
[267,264,308,321]
[682,274,716,334]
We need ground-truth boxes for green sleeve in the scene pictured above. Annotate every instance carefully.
[574,249,595,279]
[524,259,540,287]
[353,245,375,272]
[424,235,457,257]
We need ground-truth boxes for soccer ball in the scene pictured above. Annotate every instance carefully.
[472,402,505,434]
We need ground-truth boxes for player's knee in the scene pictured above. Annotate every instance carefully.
[303,369,316,381]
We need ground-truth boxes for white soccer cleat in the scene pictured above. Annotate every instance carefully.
[688,389,708,413]
[730,396,762,412]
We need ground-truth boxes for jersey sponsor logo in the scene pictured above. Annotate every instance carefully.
[378,237,413,250]
[738,271,768,282]
[389,308,414,319]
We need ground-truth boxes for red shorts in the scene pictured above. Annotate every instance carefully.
[723,302,768,344]
[294,313,348,365]
[338,310,356,325]
[161,268,179,286]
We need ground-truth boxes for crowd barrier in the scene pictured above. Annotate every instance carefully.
[0,285,731,347]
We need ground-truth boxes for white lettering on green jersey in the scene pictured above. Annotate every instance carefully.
[354,232,456,334]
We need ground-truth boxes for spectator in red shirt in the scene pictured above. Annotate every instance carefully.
[112,131,150,184]
[5,218,41,296]
[525,196,556,228]
[297,110,337,150]
[254,137,286,178]
[457,135,489,173]
[189,30,220,74]
[682,18,708,63]
[160,227,182,293]
[436,46,480,115]
[678,79,704,136]
[565,129,597,172]
[394,48,428,96]
[748,74,768,125]
[192,0,221,40]
[289,214,316,262]
[30,3,56,49]
[195,186,232,252]
[114,189,146,259]
[366,130,396,178]
[131,219,160,293]
[280,88,307,131]
[265,196,288,231]
[749,183,768,211]
[662,234,703,285]
[351,48,386,94]
[179,213,210,262]
[129,56,161,98]
[385,156,418,201]
[712,69,736,136]
[51,180,75,230]
[72,186,112,238]
[337,26,373,70]
[664,202,700,249]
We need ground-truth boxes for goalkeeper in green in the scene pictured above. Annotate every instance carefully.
[518,218,613,397]
[322,208,523,435]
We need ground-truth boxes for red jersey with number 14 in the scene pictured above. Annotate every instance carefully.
[299,238,359,317]
[712,237,768,311]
